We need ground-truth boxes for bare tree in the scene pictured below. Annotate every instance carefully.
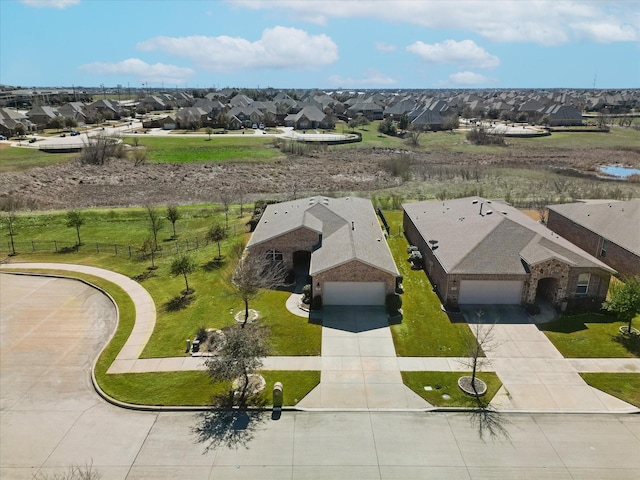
[0,195,21,256]
[65,210,85,246]
[459,311,497,397]
[79,134,124,165]
[443,114,460,132]
[231,252,286,324]
[532,198,550,224]
[165,205,181,239]
[130,147,147,166]
[218,188,235,229]
[205,221,227,259]
[145,206,164,250]
[204,323,270,406]
[139,236,157,269]
[206,127,213,140]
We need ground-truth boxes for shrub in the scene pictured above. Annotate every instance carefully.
[466,127,505,146]
[302,284,312,304]
[196,325,209,343]
[386,293,402,314]
[311,294,322,310]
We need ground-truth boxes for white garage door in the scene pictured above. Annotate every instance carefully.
[323,282,386,306]
[458,280,523,305]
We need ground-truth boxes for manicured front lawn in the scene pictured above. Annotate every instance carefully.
[538,313,640,358]
[384,211,475,356]
[402,371,502,407]
[580,373,640,408]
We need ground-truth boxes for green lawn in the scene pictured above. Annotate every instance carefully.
[0,144,75,172]
[539,313,640,358]
[384,210,475,356]
[580,373,640,408]
[2,205,322,358]
[401,371,502,407]
[122,136,283,163]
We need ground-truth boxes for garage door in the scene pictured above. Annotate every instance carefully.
[323,282,386,306]
[458,280,523,305]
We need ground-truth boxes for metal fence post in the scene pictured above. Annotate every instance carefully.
[129,246,132,258]
[32,241,35,252]
[54,240,57,252]
[115,244,118,255]
[96,243,99,254]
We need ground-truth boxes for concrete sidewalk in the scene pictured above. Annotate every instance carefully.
[2,264,638,414]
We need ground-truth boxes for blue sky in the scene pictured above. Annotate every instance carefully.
[1,0,638,89]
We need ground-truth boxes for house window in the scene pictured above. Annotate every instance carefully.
[576,273,590,295]
[600,239,608,258]
[265,249,283,263]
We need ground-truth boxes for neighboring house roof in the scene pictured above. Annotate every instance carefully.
[403,197,615,275]
[547,200,640,256]
[248,196,399,277]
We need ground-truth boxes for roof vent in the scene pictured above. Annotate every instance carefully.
[486,210,493,215]
[472,199,479,204]
[501,211,508,215]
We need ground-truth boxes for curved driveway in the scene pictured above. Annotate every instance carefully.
[2,272,640,479]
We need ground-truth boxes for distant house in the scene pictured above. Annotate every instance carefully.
[27,106,59,127]
[284,105,332,130]
[175,107,209,129]
[57,102,88,126]
[541,104,583,126]
[547,200,640,277]
[0,108,33,135]
[247,196,401,306]
[403,197,615,311]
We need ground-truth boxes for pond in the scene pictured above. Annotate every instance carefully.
[599,165,640,178]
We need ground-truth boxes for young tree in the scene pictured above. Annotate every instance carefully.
[459,311,496,396]
[406,126,422,147]
[205,323,270,406]
[218,188,235,229]
[398,114,409,132]
[146,206,164,249]
[214,112,230,130]
[165,205,181,239]
[231,253,286,324]
[170,251,197,294]
[206,127,213,140]
[140,236,157,269]
[603,277,640,335]
[0,195,21,256]
[205,222,227,259]
[65,210,85,246]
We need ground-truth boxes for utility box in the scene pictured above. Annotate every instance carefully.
[185,339,191,353]
[273,381,283,408]
[191,339,200,353]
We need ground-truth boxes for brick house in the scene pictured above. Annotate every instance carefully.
[403,197,615,310]
[247,196,401,306]
[547,200,640,277]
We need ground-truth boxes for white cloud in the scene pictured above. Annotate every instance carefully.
[328,70,397,87]
[78,58,195,84]
[137,27,338,72]
[20,0,79,7]
[448,71,494,86]
[407,39,499,69]
[227,0,640,45]
[375,42,396,52]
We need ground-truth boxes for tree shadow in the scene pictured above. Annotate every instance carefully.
[164,293,195,312]
[204,257,226,271]
[612,332,640,356]
[468,397,511,442]
[191,394,269,453]
[132,269,157,282]
[57,245,80,254]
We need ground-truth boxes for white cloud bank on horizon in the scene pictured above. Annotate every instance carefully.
[447,71,495,86]
[137,27,339,72]
[327,70,397,87]
[230,0,639,45]
[20,0,79,8]
[78,58,195,84]
[407,40,500,69]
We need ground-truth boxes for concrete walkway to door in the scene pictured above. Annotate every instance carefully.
[296,307,429,410]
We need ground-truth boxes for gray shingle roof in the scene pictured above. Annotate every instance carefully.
[403,197,615,275]
[548,200,640,255]
[248,197,399,276]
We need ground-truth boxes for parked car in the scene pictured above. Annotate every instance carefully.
[259,123,265,129]
[70,130,80,136]
[28,138,36,143]
[251,123,258,129]
[60,133,66,137]
[0,135,7,140]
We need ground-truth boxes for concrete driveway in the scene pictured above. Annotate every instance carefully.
[460,304,636,412]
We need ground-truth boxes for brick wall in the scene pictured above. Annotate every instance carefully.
[248,227,319,271]
[548,210,637,277]
[313,260,396,300]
